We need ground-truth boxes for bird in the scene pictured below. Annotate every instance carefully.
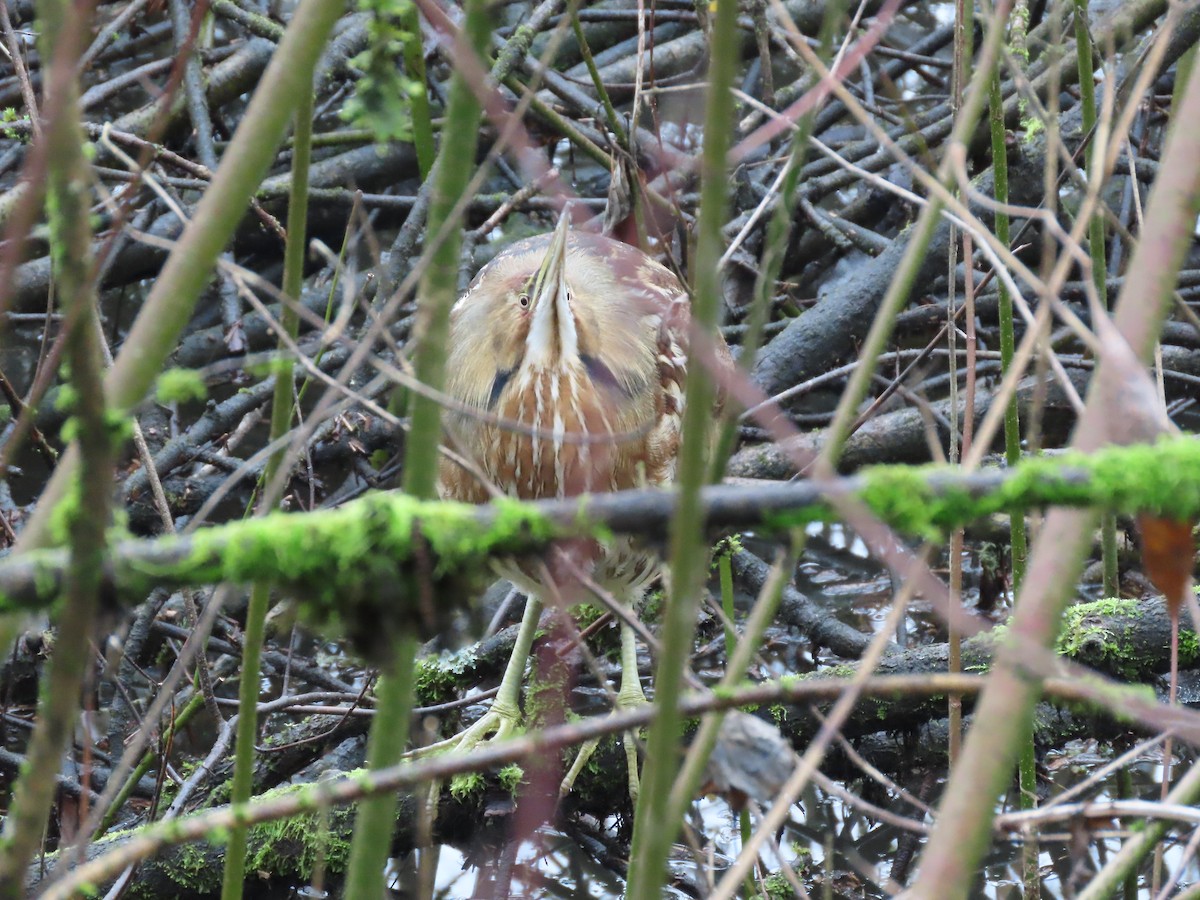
[432,209,731,801]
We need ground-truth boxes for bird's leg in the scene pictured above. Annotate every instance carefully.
[416,593,543,757]
[488,593,544,725]
[560,618,648,804]
[616,620,648,804]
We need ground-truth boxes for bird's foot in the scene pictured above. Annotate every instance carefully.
[559,668,649,804]
[413,696,523,760]
[414,597,542,762]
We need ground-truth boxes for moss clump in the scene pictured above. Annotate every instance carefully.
[711,533,745,566]
[11,436,1200,631]
[165,493,564,599]
[415,650,479,706]
[244,795,354,880]
[497,763,524,795]
[181,842,219,883]
[1057,597,1196,681]
[640,589,665,624]
[1180,619,1200,662]
[450,772,485,801]
[763,872,803,899]
[572,603,605,629]
[156,368,209,404]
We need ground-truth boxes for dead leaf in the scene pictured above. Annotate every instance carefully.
[1137,513,1196,619]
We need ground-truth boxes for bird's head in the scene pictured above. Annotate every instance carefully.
[520,208,579,366]
[448,211,651,413]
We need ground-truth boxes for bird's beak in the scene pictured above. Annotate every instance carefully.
[527,210,578,361]
[535,208,571,299]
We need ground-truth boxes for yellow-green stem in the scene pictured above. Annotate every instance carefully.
[342,637,419,896]
[625,0,737,889]
[343,0,489,891]
[403,0,488,502]
[719,552,736,661]
[988,54,1026,595]
[97,694,206,836]
[221,77,314,900]
[988,23,1038,892]
[570,7,627,148]
[0,0,107,890]
[1072,0,1118,601]
[946,0,973,773]
[401,0,435,177]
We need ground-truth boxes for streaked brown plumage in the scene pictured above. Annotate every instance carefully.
[432,212,730,799]
[439,226,696,505]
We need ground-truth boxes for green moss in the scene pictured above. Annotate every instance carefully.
[497,763,524,795]
[1023,114,1044,142]
[764,437,1200,538]
[763,872,800,899]
[126,492,568,662]
[1056,597,1197,681]
[244,788,354,879]
[0,107,25,141]
[415,649,479,705]
[12,436,1200,628]
[54,383,78,412]
[369,448,391,471]
[1057,601,1131,675]
[450,772,485,800]
[156,368,209,404]
[640,589,665,624]
[46,481,83,547]
[511,24,535,47]
[152,840,222,893]
[572,603,605,629]
[709,683,737,704]
[815,663,857,681]
[711,534,745,566]
[1180,622,1200,661]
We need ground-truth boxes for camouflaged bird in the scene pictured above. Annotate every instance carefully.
[433,212,732,800]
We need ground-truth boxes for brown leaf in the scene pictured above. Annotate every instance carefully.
[1138,513,1196,619]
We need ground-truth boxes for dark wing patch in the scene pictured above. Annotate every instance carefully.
[582,354,637,398]
[489,369,513,409]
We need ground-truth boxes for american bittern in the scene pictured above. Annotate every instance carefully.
[434,210,729,799]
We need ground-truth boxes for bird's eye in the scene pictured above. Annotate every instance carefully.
[517,293,530,309]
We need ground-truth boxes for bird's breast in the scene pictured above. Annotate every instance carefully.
[443,358,669,502]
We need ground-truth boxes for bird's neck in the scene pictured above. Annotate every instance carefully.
[525,286,579,364]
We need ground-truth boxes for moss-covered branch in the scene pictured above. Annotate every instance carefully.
[2,437,1199,648]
